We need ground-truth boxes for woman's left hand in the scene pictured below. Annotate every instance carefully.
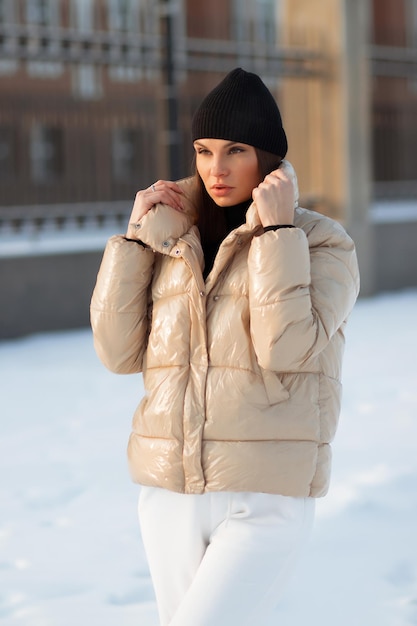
[252,168,295,227]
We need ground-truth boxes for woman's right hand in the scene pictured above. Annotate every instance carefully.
[126,180,184,235]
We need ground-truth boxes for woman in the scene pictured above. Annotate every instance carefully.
[91,68,360,625]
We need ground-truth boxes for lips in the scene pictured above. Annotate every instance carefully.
[210,184,233,196]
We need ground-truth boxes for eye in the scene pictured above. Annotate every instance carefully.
[229,146,245,154]
[195,148,211,155]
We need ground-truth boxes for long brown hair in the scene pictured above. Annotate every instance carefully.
[193,148,283,246]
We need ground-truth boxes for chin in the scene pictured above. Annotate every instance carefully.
[209,195,239,208]
[213,199,233,208]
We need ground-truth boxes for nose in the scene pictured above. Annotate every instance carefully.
[210,154,228,178]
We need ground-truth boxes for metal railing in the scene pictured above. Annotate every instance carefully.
[370,43,417,78]
[0,22,161,68]
[0,200,130,238]
[0,22,327,77]
[183,37,327,78]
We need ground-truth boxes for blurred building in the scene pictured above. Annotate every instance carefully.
[0,0,416,337]
[372,0,417,198]
[0,0,161,207]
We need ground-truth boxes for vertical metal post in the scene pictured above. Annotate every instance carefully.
[160,0,181,181]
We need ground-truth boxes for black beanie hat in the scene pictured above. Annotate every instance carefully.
[192,68,287,158]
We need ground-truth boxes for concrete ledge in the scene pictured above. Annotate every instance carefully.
[0,249,104,339]
[374,220,417,292]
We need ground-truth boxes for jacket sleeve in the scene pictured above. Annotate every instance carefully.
[90,235,155,374]
[248,220,360,371]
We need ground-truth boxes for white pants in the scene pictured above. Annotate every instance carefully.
[138,487,315,626]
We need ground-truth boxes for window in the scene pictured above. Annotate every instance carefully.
[25,0,63,77]
[26,0,52,26]
[71,0,94,33]
[107,0,140,81]
[111,127,140,181]
[30,124,64,182]
[27,61,62,77]
[108,65,143,82]
[107,0,139,32]
[0,0,15,23]
[0,126,16,179]
[254,0,278,45]
[0,1,18,74]
[406,0,417,89]
[70,1,101,98]
[107,0,141,82]
[106,0,159,82]
[406,0,417,46]
[72,64,102,99]
[0,60,18,74]
[232,0,279,46]
[138,0,159,38]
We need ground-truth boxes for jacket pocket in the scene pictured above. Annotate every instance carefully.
[260,368,290,405]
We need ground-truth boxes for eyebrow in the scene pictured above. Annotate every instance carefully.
[193,140,244,148]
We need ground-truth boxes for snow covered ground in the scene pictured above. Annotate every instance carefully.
[1,289,417,626]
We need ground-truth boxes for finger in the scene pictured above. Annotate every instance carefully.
[254,179,275,194]
[147,184,184,209]
[263,173,281,186]
[270,168,290,182]
[149,188,184,211]
[151,180,184,194]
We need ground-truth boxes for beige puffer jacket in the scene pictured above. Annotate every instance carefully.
[91,162,360,498]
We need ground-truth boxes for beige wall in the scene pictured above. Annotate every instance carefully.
[281,0,375,295]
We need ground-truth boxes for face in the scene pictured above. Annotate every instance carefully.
[193,138,261,207]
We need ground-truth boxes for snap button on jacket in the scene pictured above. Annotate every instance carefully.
[91,165,360,498]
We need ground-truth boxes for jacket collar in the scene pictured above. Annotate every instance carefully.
[138,160,299,254]
[181,158,299,235]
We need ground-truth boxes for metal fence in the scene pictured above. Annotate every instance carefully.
[0,17,327,236]
[370,43,417,199]
[0,93,159,206]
